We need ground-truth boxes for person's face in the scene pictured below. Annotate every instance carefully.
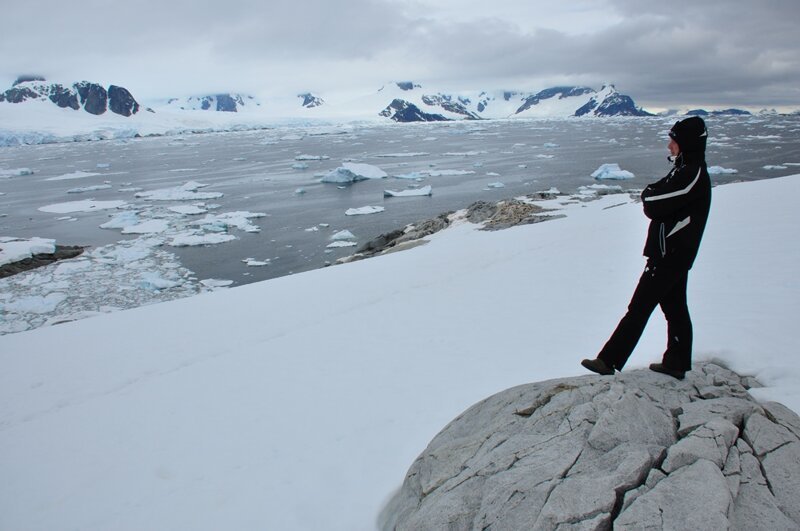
[668,138,681,157]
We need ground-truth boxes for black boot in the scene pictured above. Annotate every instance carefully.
[581,358,614,376]
[649,363,686,380]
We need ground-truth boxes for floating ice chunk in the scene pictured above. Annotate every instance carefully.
[168,168,198,173]
[543,142,559,148]
[486,182,505,189]
[100,211,140,229]
[121,219,171,235]
[118,187,143,192]
[243,259,270,267]
[591,163,634,180]
[305,226,320,232]
[295,188,307,195]
[139,272,180,290]
[168,233,237,247]
[444,151,486,156]
[708,166,738,175]
[1,292,67,314]
[46,171,102,181]
[136,181,224,201]
[375,152,429,158]
[96,163,110,168]
[200,279,234,288]
[292,162,310,170]
[322,163,388,183]
[425,169,475,177]
[53,260,92,275]
[39,199,127,214]
[345,206,385,216]
[190,211,265,233]
[295,155,330,161]
[394,172,426,180]
[384,185,433,197]
[327,241,358,248]
[168,205,208,215]
[67,184,113,194]
[486,172,500,176]
[536,154,555,159]
[0,168,34,178]
[0,237,57,266]
[331,230,356,241]
[763,165,788,170]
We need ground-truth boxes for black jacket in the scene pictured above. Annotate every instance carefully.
[641,152,711,269]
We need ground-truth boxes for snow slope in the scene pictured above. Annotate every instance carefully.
[1,175,798,530]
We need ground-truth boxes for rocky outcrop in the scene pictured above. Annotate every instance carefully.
[421,94,480,120]
[298,92,324,108]
[575,86,653,117]
[108,85,140,116]
[516,86,595,114]
[380,362,800,530]
[380,99,450,122]
[1,78,140,116]
[0,245,84,279]
[75,82,108,115]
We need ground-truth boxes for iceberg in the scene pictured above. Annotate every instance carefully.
[708,166,738,175]
[136,181,224,201]
[345,206,385,216]
[331,230,356,241]
[591,163,634,180]
[39,200,127,214]
[384,185,433,198]
[0,168,34,179]
[322,163,388,183]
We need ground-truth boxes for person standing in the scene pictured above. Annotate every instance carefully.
[582,116,712,380]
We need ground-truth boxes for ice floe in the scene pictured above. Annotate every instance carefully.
[708,166,739,175]
[331,230,356,241]
[168,205,208,215]
[327,241,358,248]
[0,168,34,178]
[45,170,102,181]
[169,232,238,247]
[345,206,385,216]
[295,155,330,161]
[135,181,224,201]
[591,163,634,180]
[39,199,127,214]
[321,163,388,183]
[764,165,788,170]
[384,185,433,198]
[121,219,171,235]
[67,184,113,194]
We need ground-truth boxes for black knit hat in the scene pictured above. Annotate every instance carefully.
[669,116,707,154]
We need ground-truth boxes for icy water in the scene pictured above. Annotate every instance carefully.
[1,115,799,288]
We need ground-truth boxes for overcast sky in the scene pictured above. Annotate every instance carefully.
[2,0,799,111]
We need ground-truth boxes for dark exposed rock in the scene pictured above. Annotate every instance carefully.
[516,86,594,114]
[12,75,45,86]
[381,362,800,530]
[380,99,450,122]
[108,85,140,116]
[49,84,80,110]
[396,81,420,91]
[0,246,85,279]
[215,94,241,112]
[575,88,652,117]
[421,94,480,119]
[75,82,108,115]
[2,86,41,103]
[298,92,324,108]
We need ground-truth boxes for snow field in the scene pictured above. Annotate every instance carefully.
[0,175,798,530]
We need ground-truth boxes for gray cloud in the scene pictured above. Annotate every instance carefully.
[1,0,798,109]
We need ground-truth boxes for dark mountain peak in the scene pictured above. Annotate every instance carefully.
[396,81,421,91]
[380,99,449,122]
[13,75,46,87]
[298,92,324,108]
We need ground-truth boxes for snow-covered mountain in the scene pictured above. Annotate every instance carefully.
[0,76,140,117]
[158,93,261,113]
[330,82,652,121]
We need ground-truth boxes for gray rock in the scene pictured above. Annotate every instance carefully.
[381,362,800,530]
[108,85,140,116]
[74,81,108,115]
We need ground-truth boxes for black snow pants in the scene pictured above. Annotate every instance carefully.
[597,260,692,372]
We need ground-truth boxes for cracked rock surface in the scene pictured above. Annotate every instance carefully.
[379,362,800,530]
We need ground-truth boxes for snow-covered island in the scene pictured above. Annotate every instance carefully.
[1,173,799,530]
